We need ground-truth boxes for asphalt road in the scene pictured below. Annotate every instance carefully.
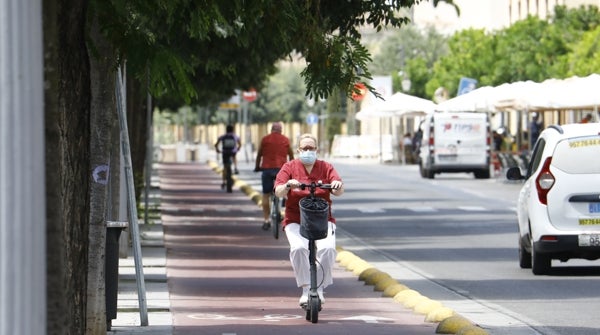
[323,158,600,335]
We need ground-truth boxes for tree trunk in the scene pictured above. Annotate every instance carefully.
[44,0,91,334]
[85,12,116,334]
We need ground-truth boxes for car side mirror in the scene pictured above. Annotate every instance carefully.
[506,166,524,180]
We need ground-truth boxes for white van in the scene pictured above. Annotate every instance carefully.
[417,112,491,179]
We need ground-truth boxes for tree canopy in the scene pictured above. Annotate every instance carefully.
[90,0,459,108]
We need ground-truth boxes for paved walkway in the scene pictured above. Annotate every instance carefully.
[109,161,440,334]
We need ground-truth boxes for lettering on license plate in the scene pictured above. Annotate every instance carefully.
[579,234,600,247]
[590,203,600,213]
[579,218,600,225]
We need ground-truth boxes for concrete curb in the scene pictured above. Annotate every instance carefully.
[208,161,490,335]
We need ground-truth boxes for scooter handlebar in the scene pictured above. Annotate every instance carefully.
[299,182,333,191]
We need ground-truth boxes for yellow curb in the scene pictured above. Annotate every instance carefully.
[358,267,380,282]
[239,183,253,194]
[403,294,428,309]
[349,260,373,275]
[345,258,366,271]
[382,283,409,297]
[339,254,359,268]
[456,325,490,335]
[336,250,355,264]
[425,307,456,323]
[393,289,421,303]
[414,299,443,315]
[374,276,398,292]
[336,246,345,252]
[436,315,474,334]
[364,270,392,286]
[352,263,374,276]
[250,192,262,204]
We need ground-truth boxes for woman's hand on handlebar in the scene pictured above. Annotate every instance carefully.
[330,180,343,190]
[286,179,301,189]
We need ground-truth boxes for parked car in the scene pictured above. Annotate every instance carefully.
[506,123,600,275]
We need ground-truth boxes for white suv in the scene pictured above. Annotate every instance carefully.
[506,123,600,275]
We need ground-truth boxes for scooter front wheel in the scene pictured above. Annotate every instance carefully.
[309,296,319,323]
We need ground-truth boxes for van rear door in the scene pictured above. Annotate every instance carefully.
[433,113,488,166]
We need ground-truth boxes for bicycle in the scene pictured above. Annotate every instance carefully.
[222,154,234,193]
[269,191,283,239]
[298,181,332,324]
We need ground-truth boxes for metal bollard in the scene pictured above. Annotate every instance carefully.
[105,220,128,330]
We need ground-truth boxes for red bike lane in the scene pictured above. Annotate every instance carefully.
[158,162,437,335]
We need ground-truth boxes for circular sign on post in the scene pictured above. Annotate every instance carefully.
[242,88,257,102]
[306,113,318,125]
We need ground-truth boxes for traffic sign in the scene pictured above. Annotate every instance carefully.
[219,102,239,109]
[306,113,318,125]
[242,88,257,102]
[457,77,477,96]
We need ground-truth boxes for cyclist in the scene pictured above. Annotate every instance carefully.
[273,133,344,306]
[254,122,294,230]
[215,124,241,189]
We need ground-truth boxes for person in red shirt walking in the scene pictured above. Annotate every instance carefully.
[274,133,344,305]
[254,122,295,230]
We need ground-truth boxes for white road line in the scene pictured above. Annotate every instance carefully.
[409,206,437,212]
[458,206,486,211]
[358,208,386,213]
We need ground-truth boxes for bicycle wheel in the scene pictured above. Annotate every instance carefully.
[224,158,233,193]
[271,196,281,239]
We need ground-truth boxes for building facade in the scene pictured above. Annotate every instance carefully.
[412,0,600,33]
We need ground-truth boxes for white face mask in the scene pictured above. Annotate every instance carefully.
[299,150,317,165]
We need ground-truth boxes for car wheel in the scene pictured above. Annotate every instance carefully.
[519,238,532,269]
[531,246,551,275]
[474,169,490,179]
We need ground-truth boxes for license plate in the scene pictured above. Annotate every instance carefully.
[590,203,600,213]
[438,154,457,161]
[579,234,600,246]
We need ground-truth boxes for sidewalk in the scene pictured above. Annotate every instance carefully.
[107,159,473,334]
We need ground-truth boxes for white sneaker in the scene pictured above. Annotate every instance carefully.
[299,286,309,305]
[317,288,325,304]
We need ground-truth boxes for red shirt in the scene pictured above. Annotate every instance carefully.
[275,159,342,228]
[259,132,291,169]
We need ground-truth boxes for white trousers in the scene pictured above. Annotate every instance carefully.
[285,222,336,288]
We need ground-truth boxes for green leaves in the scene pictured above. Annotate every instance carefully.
[90,0,426,107]
[302,35,374,100]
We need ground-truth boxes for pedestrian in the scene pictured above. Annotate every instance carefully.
[580,113,593,123]
[401,132,413,164]
[411,128,423,162]
[529,113,542,148]
[493,128,505,151]
[214,124,241,189]
[273,133,344,306]
[254,122,295,230]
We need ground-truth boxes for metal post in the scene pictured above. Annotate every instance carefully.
[144,70,153,226]
[116,66,148,326]
[0,0,46,334]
